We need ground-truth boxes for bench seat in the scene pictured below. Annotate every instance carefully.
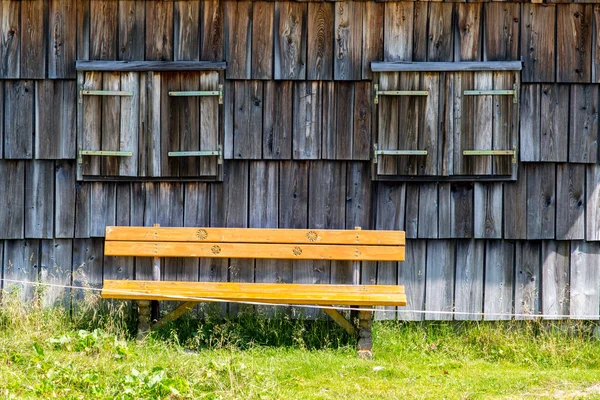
[102,281,407,306]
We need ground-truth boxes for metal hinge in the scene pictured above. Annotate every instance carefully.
[168,145,223,164]
[373,84,429,104]
[463,83,519,103]
[78,147,133,164]
[78,88,134,104]
[463,145,517,164]
[168,84,224,104]
[372,144,428,164]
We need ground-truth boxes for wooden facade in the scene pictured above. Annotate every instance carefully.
[1,0,600,319]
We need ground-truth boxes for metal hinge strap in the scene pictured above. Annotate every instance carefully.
[373,84,429,104]
[168,84,223,104]
[372,144,428,164]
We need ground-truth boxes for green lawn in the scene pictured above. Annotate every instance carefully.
[1,295,600,399]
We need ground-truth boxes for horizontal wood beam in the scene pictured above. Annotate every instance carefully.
[76,60,227,72]
[105,227,405,246]
[102,281,407,307]
[371,61,522,72]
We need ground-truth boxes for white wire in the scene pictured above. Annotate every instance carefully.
[1,278,598,320]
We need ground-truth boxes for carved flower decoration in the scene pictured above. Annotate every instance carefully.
[306,231,318,242]
[293,246,303,256]
[196,229,208,240]
[211,245,221,255]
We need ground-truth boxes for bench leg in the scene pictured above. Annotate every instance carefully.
[357,309,374,359]
[137,300,152,340]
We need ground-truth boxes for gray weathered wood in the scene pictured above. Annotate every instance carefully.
[412,3,427,62]
[20,0,46,79]
[439,183,473,239]
[35,80,76,159]
[428,3,454,62]
[418,183,438,239]
[361,2,383,80]
[200,0,224,61]
[274,2,306,80]
[484,240,514,320]
[519,84,540,162]
[540,84,569,162]
[372,61,522,73]
[199,72,220,176]
[587,165,600,241]
[397,240,425,321]
[74,182,91,238]
[569,84,598,163]
[40,239,72,309]
[82,71,102,176]
[76,0,89,62]
[471,72,493,175]
[4,80,34,159]
[474,183,502,239]
[279,161,308,230]
[174,0,200,62]
[334,1,362,81]
[49,0,76,79]
[419,73,440,175]
[454,239,484,321]
[455,3,482,62]
[425,240,455,321]
[72,238,104,307]
[292,81,321,160]
[76,60,226,71]
[178,72,201,177]
[526,164,556,240]
[556,164,585,240]
[0,161,25,239]
[570,241,600,319]
[557,4,592,83]
[263,81,292,160]
[90,0,117,60]
[383,2,413,62]
[119,72,140,176]
[55,161,76,239]
[101,72,121,176]
[353,82,371,161]
[89,182,116,237]
[145,0,174,61]
[160,72,181,176]
[492,71,516,175]
[25,161,54,239]
[224,1,252,80]
[376,72,399,175]
[515,241,541,319]
[521,4,555,83]
[0,0,20,78]
[504,172,527,240]
[118,0,145,61]
[484,3,519,62]
[322,82,353,160]
[346,162,372,230]
[251,1,274,80]
[3,240,39,303]
[307,2,333,81]
[542,240,569,319]
[405,184,419,239]
[233,81,263,159]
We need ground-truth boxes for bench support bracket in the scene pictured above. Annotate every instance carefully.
[323,308,358,337]
[357,309,374,360]
[153,301,199,330]
[137,300,152,340]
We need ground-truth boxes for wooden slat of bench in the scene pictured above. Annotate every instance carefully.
[102,281,407,306]
[104,241,405,261]
[105,227,405,246]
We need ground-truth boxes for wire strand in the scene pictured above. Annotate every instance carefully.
[1,278,596,320]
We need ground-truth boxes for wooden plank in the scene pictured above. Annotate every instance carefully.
[526,164,556,240]
[353,82,371,161]
[521,4,555,83]
[593,6,600,82]
[119,72,140,177]
[428,3,453,62]
[49,0,76,78]
[569,84,598,163]
[557,4,592,83]
[157,183,184,228]
[74,183,91,238]
[587,165,600,241]
[334,1,362,81]
[249,162,279,230]
[0,161,25,239]
[148,72,161,177]
[454,240,484,321]
[455,4,482,62]
[405,184,419,239]
[263,81,292,160]
[82,71,102,176]
[200,0,223,61]
[233,81,263,159]
[145,0,173,61]
[307,2,333,81]
[35,80,76,159]
[106,227,406,246]
[519,84,540,162]
[20,0,46,79]
[160,72,181,176]
[103,280,406,306]
[470,72,493,175]
[438,183,473,239]
[292,81,321,160]
[362,2,383,80]
[346,162,372,230]
[25,161,54,239]
[90,182,116,238]
[183,182,210,228]
[425,240,455,321]
[419,73,440,175]
[76,0,89,61]
[55,161,75,239]
[492,71,516,175]
[40,239,72,309]
[418,183,438,239]
[323,82,354,160]
[321,82,335,159]
[441,71,453,175]
[540,84,568,162]
[384,2,413,62]
[376,72,400,175]
[556,164,585,240]
[453,72,473,175]
[251,1,274,80]
[542,240,569,319]
[484,3,519,62]
[474,183,502,239]
[76,60,227,72]
[101,72,121,176]
[199,71,219,176]
[396,72,421,176]
[372,61,522,73]
[90,0,117,60]
[174,0,200,61]
[4,81,33,159]
[514,241,541,319]
[224,1,251,79]
[484,240,514,320]
[118,0,145,61]
[274,2,307,80]
[503,172,528,240]
[0,0,20,78]
[72,238,104,306]
[570,241,600,319]
[397,240,425,321]
[412,2,427,62]
[279,161,308,229]
[3,240,38,303]
[177,72,201,177]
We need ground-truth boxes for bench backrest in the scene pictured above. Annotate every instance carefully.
[104,227,405,262]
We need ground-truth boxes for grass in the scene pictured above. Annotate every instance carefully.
[2,290,600,399]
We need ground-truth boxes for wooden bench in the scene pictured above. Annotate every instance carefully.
[101,226,406,357]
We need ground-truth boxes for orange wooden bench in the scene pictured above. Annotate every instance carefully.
[101,226,406,357]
